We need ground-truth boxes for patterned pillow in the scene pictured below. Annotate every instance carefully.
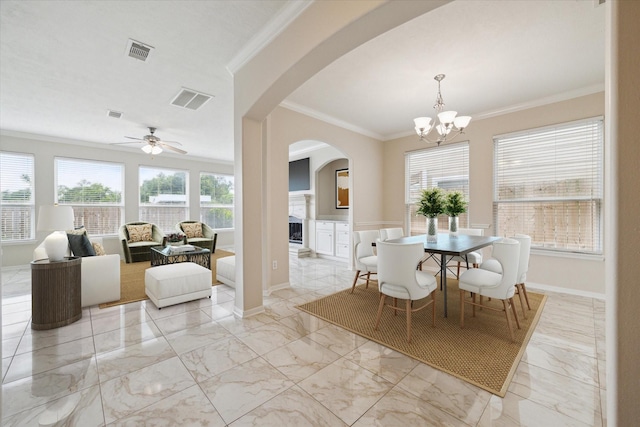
[127,224,153,243]
[92,242,106,256]
[182,222,203,239]
[66,226,87,236]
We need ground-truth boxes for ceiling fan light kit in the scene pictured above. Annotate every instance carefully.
[413,74,472,146]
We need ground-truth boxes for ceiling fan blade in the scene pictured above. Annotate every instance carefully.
[110,141,144,145]
[159,139,183,146]
[124,136,144,141]
[160,143,187,154]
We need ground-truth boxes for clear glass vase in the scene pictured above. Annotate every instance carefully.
[427,217,438,243]
[449,216,459,237]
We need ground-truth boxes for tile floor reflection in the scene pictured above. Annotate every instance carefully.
[2,256,606,426]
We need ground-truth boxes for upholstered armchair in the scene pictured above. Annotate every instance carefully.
[119,222,165,263]
[175,221,218,253]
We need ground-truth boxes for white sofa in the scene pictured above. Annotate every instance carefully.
[216,255,235,288]
[34,233,121,307]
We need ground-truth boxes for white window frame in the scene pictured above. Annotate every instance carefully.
[405,141,470,235]
[1,151,35,241]
[200,172,234,229]
[139,166,189,233]
[493,117,604,255]
[55,157,125,236]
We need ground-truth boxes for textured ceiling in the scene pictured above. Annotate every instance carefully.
[0,0,605,162]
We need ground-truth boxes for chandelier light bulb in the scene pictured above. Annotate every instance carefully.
[437,111,457,125]
[454,115,471,130]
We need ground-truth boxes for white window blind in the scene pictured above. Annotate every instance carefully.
[139,166,188,233]
[405,142,469,235]
[55,157,124,235]
[1,152,35,241]
[200,172,234,229]
[493,117,603,254]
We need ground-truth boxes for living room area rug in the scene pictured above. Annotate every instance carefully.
[99,249,234,309]
[296,279,546,397]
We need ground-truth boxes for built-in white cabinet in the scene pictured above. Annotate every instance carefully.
[335,222,350,258]
[315,221,334,256]
[315,220,349,259]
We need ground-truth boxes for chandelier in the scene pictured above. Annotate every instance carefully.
[413,74,471,145]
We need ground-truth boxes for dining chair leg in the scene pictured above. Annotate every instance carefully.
[520,283,532,310]
[516,284,528,319]
[479,295,483,310]
[510,297,521,329]
[472,292,476,317]
[456,262,461,279]
[374,293,385,330]
[350,270,361,293]
[393,298,398,316]
[406,299,412,343]
[365,272,371,289]
[459,289,465,328]
[502,299,515,341]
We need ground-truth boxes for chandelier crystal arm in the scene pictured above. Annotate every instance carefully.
[413,74,472,146]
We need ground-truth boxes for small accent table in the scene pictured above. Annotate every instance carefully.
[150,246,211,269]
[31,257,82,330]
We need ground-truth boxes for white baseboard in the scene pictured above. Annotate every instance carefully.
[265,282,290,295]
[233,304,265,318]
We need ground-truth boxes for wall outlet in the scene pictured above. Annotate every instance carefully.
[272,260,277,270]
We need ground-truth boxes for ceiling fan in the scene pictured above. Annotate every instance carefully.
[112,127,187,155]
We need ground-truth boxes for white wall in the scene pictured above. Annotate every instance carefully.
[383,92,606,295]
[0,133,234,266]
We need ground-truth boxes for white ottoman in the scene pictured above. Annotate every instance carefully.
[216,256,235,288]
[145,262,212,309]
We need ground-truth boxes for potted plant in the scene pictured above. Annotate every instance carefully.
[444,190,467,237]
[416,187,444,242]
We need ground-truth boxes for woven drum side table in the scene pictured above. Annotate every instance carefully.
[31,256,82,330]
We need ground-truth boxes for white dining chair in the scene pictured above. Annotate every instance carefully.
[459,238,521,341]
[351,230,380,293]
[479,234,532,319]
[375,241,437,342]
[379,227,404,242]
[448,227,484,278]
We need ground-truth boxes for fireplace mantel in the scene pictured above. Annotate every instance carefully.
[289,194,311,257]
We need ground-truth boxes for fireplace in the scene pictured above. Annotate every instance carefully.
[289,216,303,244]
[289,194,311,257]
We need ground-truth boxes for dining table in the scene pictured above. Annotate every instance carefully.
[386,233,501,317]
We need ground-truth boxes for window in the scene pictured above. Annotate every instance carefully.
[139,166,188,233]
[200,172,234,229]
[55,158,124,235]
[405,142,469,235]
[1,152,35,241]
[493,117,603,254]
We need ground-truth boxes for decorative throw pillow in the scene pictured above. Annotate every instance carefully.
[92,242,106,256]
[182,222,203,239]
[66,226,87,236]
[126,224,153,243]
[67,232,96,257]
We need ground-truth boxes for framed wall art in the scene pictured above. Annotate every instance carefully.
[335,168,349,209]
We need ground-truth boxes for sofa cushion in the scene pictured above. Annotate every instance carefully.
[182,222,203,238]
[127,224,153,242]
[67,232,96,257]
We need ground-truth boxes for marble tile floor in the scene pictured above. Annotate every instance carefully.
[1,257,606,426]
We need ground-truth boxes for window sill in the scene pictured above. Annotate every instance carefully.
[530,248,604,261]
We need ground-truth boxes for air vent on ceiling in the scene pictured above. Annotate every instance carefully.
[125,39,154,62]
[170,88,214,110]
[107,110,123,119]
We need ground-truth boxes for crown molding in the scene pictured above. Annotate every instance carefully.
[280,100,384,140]
[226,0,313,75]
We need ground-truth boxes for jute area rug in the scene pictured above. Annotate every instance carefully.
[297,279,546,397]
[99,249,234,309]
